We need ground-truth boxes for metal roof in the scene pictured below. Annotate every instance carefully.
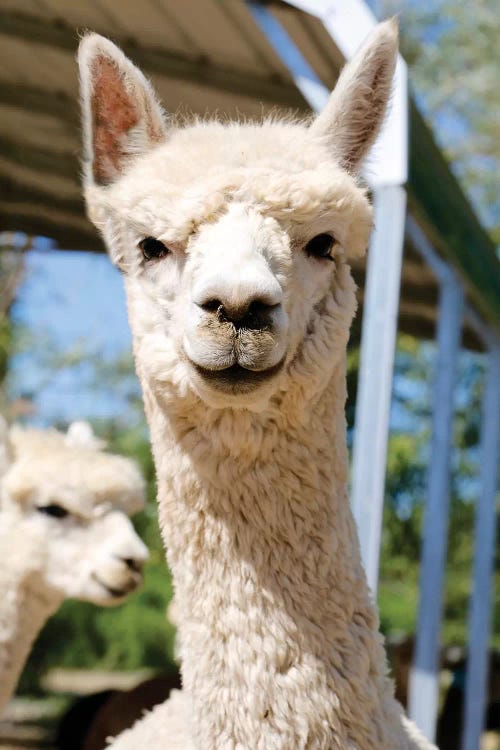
[0,0,498,348]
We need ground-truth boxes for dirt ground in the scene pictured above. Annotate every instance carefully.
[1,685,499,750]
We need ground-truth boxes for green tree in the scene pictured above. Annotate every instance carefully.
[382,0,500,243]
[377,338,499,648]
[0,247,26,404]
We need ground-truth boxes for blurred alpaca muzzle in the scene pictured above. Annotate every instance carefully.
[91,558,144,600]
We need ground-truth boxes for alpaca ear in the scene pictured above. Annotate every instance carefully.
[65,421,106,450]
[310,19,398,173]
[78,34,167,187]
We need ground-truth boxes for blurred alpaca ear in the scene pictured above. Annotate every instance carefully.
[65,421,106,450]
[78,34,167,187]
[310,19,398,173]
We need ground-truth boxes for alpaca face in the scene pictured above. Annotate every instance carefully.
[103,125,371,409]
[79,23,398,409]
[3,499,148,605]
[1,423,148,605]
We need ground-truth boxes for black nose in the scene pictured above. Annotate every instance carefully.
[200,298,275,330]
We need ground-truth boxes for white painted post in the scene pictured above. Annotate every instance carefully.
[462,341,500,750]
[282,0,409,189]
[246,1,330,111]
[350,185,406,593]
[409,276,464,741]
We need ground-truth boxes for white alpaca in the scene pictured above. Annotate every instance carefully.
[0,419,148,713]
[78,20,435,749]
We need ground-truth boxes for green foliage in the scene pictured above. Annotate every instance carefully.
[0,250,25,397]
[382,0,500,243]
[378,344,499,648]
[0,316,10,389]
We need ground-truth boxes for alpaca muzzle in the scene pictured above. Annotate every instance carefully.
[184,299,288,390]
[91,557,144,600]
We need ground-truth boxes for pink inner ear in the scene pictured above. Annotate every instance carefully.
[90,56,139,185]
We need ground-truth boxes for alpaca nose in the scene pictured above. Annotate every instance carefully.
[194,269,283,330]
[200,297,279,329]
[119,556,145,574]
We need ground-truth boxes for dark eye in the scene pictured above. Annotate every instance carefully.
[37,504,69,519]
[138,237,170,261]
[304,233,335,261]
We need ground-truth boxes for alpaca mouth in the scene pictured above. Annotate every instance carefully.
[91,572,140,599]
[191,359,285,393]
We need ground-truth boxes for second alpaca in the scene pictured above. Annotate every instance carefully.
[0,421,148,712]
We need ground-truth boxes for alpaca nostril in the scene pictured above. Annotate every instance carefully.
[247,300,271,318]
[199,297,278,329]
[201,298,222,314]
[121,557,143,573]
[232,299,278,330]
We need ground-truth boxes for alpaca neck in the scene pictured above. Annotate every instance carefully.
[0,527,60,713]
[147,356,402,749]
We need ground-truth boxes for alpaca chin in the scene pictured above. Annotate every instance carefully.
[188,362,284,411]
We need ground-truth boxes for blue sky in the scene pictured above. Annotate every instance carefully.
[8,248,137,425]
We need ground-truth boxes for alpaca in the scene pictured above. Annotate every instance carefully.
[0,419,149,712]
[78,20,435,749]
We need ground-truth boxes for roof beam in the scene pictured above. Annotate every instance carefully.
[0,208,102,252]
[0,175,98,251]
[0,180,100,252]
[408,101,500,331]
[0,175,83,215]
[0,81,78,124]
[0,10,306,109]
[0,136,78,183]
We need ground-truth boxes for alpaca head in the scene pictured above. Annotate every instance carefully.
[0,421,148,606]
[79,22,397,410]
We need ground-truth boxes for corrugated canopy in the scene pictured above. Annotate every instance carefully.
[0,0,499,349]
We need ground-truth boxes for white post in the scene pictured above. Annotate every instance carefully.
[282,0,408,188]
[350,185,406,593]
[462,341,500,750]
[409,275,464,741]
[246,2,330,111]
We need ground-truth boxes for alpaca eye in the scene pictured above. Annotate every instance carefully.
[138,237,170,261]
[37,504,69,519]
[304,234,335,261]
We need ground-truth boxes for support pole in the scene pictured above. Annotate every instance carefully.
[462,342,500,750]
[246,1,329,111]
[409,275,464,741]
[350,185,406,594]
